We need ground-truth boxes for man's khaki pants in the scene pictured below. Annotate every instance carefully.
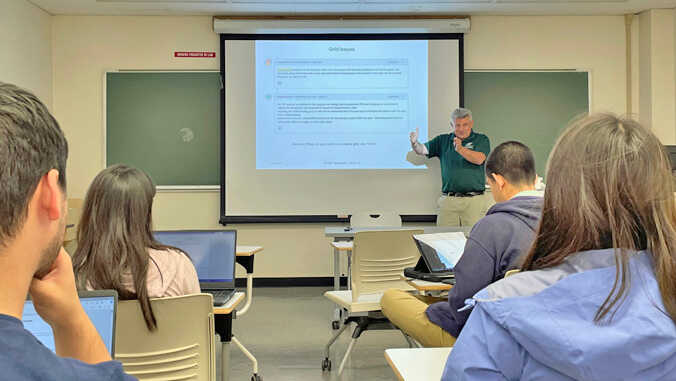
[380,289,456,348]
[437,194,487,226]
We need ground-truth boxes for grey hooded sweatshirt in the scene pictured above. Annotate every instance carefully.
[425,195,543,337]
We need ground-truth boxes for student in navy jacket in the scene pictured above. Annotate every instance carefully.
[444,113,676,380]
[380,141,543,347]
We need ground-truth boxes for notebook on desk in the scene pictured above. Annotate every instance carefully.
[154,230,237,306]
[24,290,118,356]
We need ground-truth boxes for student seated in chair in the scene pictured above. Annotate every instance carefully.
[444,113,676,380]
[380,141,542,347]
[0,82,134,379]
[72,165,200,331]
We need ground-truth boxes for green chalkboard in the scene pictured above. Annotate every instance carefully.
[464,71,589,178]
[106,71,220,187]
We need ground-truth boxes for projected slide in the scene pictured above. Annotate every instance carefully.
[255,40,428,169]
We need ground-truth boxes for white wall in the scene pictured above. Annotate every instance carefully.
[466,16,627,114]
[0,0,53,108]
[53,15,632,278]
[638,9,676,144]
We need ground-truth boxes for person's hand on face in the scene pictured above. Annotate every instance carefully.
[29,248,82,330]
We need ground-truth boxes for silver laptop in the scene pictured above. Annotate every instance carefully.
[154,230,237,306]
[24,290,118,356]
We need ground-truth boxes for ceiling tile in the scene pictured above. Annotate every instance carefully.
[229,2,296,13]
[497,0,625,3]
[364,0,490,4]
[165,2,234,14]
[98,2,169,10]
[294,3,361,12]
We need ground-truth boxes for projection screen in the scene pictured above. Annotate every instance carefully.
[220,33,463,223]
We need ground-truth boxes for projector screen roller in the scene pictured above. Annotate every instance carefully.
[220,34,463,222]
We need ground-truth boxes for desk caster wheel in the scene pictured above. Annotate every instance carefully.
[332,320,340,330]
[251,374,261,381]
[322,358,331,371]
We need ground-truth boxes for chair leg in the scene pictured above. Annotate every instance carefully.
[337,336,359,379]
[337,319,368,378]
[402,332,416,348]
[325,320,351,358]
[232,336,258,374]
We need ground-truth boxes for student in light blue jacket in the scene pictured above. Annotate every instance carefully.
[443,113,676,380]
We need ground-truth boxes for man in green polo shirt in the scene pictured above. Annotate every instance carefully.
[410,108,490,226]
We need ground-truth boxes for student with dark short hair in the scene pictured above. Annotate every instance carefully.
[380,141,542,347]
[0,82,134,380]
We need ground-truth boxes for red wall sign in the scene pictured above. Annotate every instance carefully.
[174,52,216,58]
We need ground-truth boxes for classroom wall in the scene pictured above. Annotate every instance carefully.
[638,9,676,144]
[0,0,53,108]
[53,14,642,278]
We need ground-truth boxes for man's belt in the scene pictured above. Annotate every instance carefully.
[442,191,484,197]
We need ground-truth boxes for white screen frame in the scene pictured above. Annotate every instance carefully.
[219,33,465,224]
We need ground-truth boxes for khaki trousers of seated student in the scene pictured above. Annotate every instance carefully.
[437,194,487,226]
[380,289,456,348]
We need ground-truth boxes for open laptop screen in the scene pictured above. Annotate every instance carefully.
[154,230,236,285]
[23,290,117,356]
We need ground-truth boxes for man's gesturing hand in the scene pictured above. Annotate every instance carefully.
[453,137,463,152]
[410,127,419,144]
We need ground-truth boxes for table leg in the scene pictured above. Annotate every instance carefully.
[333,245,340,292]
[346,250,352,290]
[333,243,341,329]
[215,314,233,381]
[238,273,254,316]
[221,342,230,381]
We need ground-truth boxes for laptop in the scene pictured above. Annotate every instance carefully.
[154,230,237,306]
[24,290,118,356]
[405,232,467,281]
[414,239,457,275]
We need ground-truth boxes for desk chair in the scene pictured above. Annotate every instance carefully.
[344,213,402,289]
[63,198,82,247]
[115,294,216,381]
[349,213,402,228]
[323,229,423,378]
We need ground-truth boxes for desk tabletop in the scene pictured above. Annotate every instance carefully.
[325,226,472,238]
[385,347,452,381]
[400,274,453,291]
[213,292,245,315]
[331,241,353,251]
[236,246,264,256]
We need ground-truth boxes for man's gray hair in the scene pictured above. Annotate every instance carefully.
[451,108,473,123]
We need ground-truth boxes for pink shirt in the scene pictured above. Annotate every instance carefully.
[88,248,201,297]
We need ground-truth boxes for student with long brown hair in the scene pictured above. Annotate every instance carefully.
[72,165,200,331]
[443,113,676,380]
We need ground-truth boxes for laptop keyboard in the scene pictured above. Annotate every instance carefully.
[205,289,235,306]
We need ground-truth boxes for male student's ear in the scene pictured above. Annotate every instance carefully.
[490,173,507,192]
[36,169,65,222]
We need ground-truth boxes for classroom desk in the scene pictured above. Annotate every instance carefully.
[325,226,472,240]
[400,274,453,292]
[325,226,470,328]
[385,347,452,381]
[234,246,264,381]
[235,245,264,316]
[214,292,245,381]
